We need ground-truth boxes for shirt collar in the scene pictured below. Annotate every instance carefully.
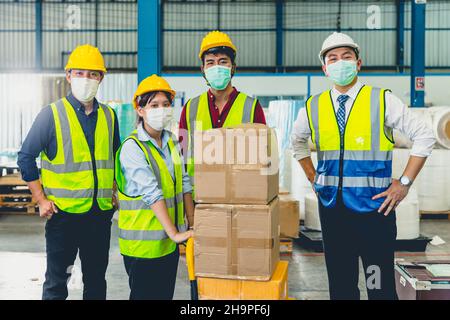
[331,80,364,102]
[207,87,238,102]
[66,92,99,113]
[137,122,169,149]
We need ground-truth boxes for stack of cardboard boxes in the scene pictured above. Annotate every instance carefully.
[192,123,289,299]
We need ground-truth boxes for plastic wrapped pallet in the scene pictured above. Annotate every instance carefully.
[396,187,420,240]
[304,193,321,231]
[267,100,304,189]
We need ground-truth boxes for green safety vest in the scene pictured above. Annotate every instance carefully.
[185,91,257,188]
[116,130,187,259]
[41,97,115,214]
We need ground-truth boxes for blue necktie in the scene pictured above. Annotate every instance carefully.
[337,94,349,135]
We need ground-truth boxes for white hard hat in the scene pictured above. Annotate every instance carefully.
[318,32,360,64]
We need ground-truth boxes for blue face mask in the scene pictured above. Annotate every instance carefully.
[326,60,358,86]
[204,65,232,90]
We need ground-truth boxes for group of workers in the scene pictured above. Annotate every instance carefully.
[18,30,435,300]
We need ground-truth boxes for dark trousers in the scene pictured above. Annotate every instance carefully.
[123,248,179,300]
[42,212,113,300]
[318,197,398,300]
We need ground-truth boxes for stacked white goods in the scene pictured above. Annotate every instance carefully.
[304,193,321,231]
[267,100,304,190]
[416,149,450,212]
[392,148,411,179]
[428,107,450,150]
[283,148,293,194]
[396,187,420,240]
[289,151,318,220]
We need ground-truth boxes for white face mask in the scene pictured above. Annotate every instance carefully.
[71,77,100,103]
[144,107,173,131]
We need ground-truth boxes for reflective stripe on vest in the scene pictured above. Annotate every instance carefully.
[116,131,186,259]
[185,92,257,187]
[40,98,115,213]
[119,192,184,210]
[307,85,394,213]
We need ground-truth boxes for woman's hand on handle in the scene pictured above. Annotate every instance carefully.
[170,230,194,244]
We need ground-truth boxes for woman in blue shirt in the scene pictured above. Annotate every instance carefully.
[115,74,194,300]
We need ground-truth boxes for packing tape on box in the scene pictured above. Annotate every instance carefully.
[195,236,275,249]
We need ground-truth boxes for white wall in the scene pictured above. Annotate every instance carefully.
[165,75,308,103]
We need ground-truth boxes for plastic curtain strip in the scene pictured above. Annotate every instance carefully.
[267,100,304,190]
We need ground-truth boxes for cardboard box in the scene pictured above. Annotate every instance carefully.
[194,123,279,204]
[279,194,300,238]
[194,197,280,281]
[198,261,289,300]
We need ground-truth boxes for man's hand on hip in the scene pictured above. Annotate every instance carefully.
[38,198,58,219]
[372,179,409,216]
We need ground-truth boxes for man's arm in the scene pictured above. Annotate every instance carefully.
[17,106,58,218]
[291,107,316,190]
[372,92,436,216]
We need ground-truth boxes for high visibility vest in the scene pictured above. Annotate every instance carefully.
[116,131,187,259]
[306,85,394,213]
[41,97,115,214]
[185,91,257,188]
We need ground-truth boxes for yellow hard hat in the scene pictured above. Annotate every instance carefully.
[133,74,176,110]
[198,31,237,60]
[65,44,107,73]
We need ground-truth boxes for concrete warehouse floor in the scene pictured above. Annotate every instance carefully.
[0,213,449,300]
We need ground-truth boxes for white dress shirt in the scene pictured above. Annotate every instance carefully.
[291,80,436,161]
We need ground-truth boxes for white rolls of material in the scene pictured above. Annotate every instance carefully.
[427,106,450,149]
[416,149,450,212]
[396,187,420,240]
[304,192,321,231]
[393,109,429,149]
[394,106,450,150]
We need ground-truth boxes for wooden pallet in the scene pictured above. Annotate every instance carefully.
[280,238,293,256]
[0,193,37,214]
[0,173,27,187]
[420,210,450,220]
[0,174,36,214]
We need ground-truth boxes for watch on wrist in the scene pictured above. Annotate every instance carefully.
[399,175,413,187]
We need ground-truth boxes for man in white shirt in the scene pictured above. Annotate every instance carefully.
[291,32,435,300]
